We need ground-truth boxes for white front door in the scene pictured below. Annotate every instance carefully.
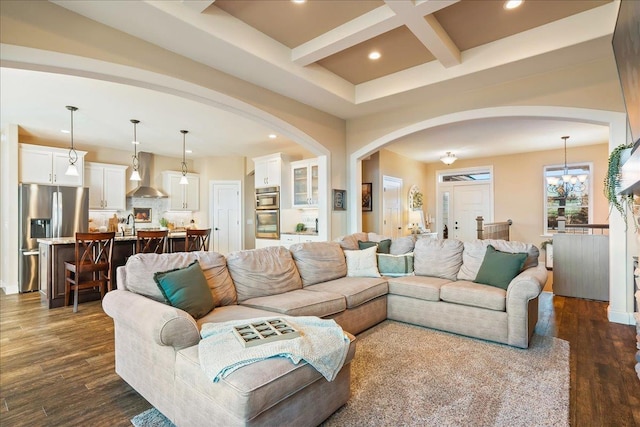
[382,176,403,238]
[211,181,242,254]
[452,183,491,241]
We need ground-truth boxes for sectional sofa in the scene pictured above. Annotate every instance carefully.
[103,233,546,426]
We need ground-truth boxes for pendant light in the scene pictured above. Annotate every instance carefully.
[130,119,141,181]
[180,130,189,185]
[64,106,79,176]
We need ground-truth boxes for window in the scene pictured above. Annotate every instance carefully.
[544,163,592,235]
[442,172,491,182]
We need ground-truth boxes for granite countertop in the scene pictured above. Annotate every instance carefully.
[281,231,319,236]
[38,231,187,245]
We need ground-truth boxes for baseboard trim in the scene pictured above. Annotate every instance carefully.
[607,306,635,325]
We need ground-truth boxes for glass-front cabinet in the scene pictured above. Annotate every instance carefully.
[291,159,318,208]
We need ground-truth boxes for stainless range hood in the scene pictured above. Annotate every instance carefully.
[126,152,167,198]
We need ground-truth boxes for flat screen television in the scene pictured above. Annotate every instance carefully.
[612,1,640,150]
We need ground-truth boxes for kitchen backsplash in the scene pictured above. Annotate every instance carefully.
[89,197,198,231]
[280,208,318,233]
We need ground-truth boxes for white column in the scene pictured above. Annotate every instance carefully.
[0,124,20,294]
[607,116,635,325]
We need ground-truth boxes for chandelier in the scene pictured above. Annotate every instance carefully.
[546,136,587,198]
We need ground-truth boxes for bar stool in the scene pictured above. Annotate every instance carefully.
[185,228,211,252]
[64,232,115,312]
[136,230,168,254]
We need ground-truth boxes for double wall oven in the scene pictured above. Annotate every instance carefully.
[255,186,280,239]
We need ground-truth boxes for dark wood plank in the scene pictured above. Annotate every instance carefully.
[2,289,639,425]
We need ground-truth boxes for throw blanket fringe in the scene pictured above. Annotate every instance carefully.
[199,316,350,382]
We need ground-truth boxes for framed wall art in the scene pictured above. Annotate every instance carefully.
[362,183,372,212]
[333,189,346,211]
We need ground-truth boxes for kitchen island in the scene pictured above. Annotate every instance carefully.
[38,232,187,308]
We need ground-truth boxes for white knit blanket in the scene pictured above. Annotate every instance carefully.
[198,316,350,382]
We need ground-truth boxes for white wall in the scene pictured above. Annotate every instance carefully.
[0,124,20,294]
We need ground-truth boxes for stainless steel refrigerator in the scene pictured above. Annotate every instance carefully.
[18,183,89,293]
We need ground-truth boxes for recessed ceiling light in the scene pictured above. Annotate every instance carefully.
[185,149,192,154]
[268,134,277,139]
[60,129,70,134]
[369,51,381,60]
[504,0,523,10]
[131,140,140,145]
[292,0,306,4]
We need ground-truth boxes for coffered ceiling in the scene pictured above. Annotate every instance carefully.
[1,0,620,161]
[214,0,608,85]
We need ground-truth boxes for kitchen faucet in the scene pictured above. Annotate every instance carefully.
[126,213,136,236]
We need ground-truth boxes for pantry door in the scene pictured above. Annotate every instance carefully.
[382,176,403,239]
[210,181,242,254]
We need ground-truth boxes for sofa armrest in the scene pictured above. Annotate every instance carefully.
[103,289,200,350]
[505,264,547,347]
[506,263,546,305]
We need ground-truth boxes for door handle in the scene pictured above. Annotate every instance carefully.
[23,250,39,256]
[214,227,220,231]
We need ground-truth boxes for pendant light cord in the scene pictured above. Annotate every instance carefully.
[66,106,78,166]
[563,136,568,175]
[181,130,188,176]
[131,119,140,171]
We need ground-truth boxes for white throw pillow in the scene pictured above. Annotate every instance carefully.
[344,246,381,278]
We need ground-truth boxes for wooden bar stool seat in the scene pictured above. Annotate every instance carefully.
[136,230,168,254]
[64,232,115,312]
[185,228,211,252]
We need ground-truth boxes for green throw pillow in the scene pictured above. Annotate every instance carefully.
[154,260,214,319]
[377,253,414,277]
[358,239,391,254]
[474,245,527,290]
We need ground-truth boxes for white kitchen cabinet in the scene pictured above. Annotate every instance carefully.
[253,153,283,188]
[85,162,127,210]
[291,158,319,208]
[255,238,281,249]
[20,143,85,186]
[162,171,200,211]
[279,233,323,249]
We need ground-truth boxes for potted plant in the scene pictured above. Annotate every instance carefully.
[604,143,634,227]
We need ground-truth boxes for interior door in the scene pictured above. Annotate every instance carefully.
[452,184,491,241]
[211,182,241,254]
[382,176,402,238]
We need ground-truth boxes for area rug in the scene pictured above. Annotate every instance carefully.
[132,320,569,427]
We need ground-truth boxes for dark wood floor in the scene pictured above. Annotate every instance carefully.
[1,290,639,426]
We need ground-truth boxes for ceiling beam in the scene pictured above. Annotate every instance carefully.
[180,0,216,14]
[292,0,458,67]
[384,0,461,67]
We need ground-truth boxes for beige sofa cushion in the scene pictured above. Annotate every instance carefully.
[123,251,237,306]
[387,275,451,302]
[227,246,302,303]
[457,239,540,281]
[240,289,346,317]
[413,238,464,281]
[196,305,279,328]
[368,233,415,255]
[290,242,347,286]
[306,276,388,308]
[174,335,356,422]
[440,281,506,311]
[334,232,368,250]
